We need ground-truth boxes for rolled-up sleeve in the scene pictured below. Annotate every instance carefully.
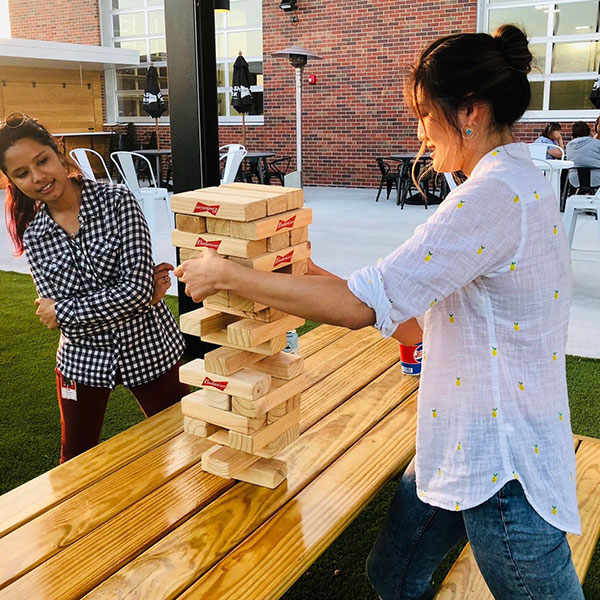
[349,178,522,336]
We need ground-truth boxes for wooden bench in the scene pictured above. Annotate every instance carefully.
[0,324,597,599]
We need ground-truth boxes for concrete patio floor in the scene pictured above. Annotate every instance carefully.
[1,186,599,358]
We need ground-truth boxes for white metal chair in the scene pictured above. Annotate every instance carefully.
[563,187,600,258]
[528,143,564,160]
[110,151,171,259]
[69,148,113,183]
[219,144,247,184]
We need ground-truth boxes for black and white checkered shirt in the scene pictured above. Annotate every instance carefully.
[24,179,185,388]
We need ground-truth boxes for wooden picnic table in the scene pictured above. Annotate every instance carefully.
[0,324,598,599]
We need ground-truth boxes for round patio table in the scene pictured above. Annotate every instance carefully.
[390,152,442,207]
[244,151,276,184]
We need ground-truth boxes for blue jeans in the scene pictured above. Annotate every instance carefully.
[366,459,583,600]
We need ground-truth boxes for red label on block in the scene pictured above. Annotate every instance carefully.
[202,377,228,391]
[273,250,294,268]
[193,202,220,216]
[276,215,297,231]
[195,237,222,250]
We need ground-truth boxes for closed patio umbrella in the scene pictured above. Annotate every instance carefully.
[142,65,166,149]
[231,51,254,148]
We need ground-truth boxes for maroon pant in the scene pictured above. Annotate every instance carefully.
[55,362,189,463]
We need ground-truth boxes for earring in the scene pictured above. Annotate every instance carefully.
[462,122,479,140]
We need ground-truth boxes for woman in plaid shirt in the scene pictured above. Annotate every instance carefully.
[1,115,188,463]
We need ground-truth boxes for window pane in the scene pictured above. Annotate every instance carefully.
[113,12,146,37]
[228,60,263,87]
[158,66,168,89]
[217,92,227,116]
[149,37,166,62]
[115,39,147,63]
[216,33,226,59]
[215,12,227,29]
[530,43,546,73]
[148,9,165,35]
[554,2,599,35]
[529,81,544,110]
[148,0,163,6]
[549,79,596,109]
[217,63,226,87]
[552,41,599,72]
[116,67,147,91]
[228,0,262,27]
[112,0,144,8]
[118,95,144,117]
[487,7,547,37]
[227,30,262,58]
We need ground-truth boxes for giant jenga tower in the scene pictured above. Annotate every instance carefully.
[171,183,312,488]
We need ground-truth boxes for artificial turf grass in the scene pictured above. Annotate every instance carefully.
[0,270,598,598]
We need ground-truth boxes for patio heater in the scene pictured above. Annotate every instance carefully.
[271,46,322,188]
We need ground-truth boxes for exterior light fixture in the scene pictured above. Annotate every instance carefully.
[279,0,297,11]
[214,0,230,12]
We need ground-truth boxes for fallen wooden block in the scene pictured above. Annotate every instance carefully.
[226,314,305,348]
[171,189,267,222]
[181,390,266,434]
[233,457,288,489]
[251,352,304,380]
[203,346,265,377]
[221,182,303,211]
[267,394,301,424]
[183,416,220,438]
[227,406,301,456]
[229,242,311,272]
[179,307,239,338]
[172,229,266,258]
[179,358,271,400]
[201,445,262,479]
[231,375,305,418]
[227,208,313,240]
[175,213,206,234]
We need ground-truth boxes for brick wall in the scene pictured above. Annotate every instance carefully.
[8,0,101,45]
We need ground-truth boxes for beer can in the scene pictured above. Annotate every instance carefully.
[284,330,299,354]
[399,342,423,376]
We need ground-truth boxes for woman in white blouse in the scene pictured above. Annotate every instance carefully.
[176,25,583,600]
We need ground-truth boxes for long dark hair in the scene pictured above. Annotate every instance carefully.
[541,122,561,139]
[406,24,533,183]
[0,116,81,256]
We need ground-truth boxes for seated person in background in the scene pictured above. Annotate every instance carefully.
[594,114,600,140]
[565,121,600,189]
[533,122,564,158]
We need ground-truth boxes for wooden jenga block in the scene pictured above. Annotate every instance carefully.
[171,189,267,222]
[172,230,266,258]
[203,302,286,324]
[228,293,268,313]
[267,394,301,424]
[234,457,288,489]
[229,242,311,272]
[179,307,238,338]
[204,346,265,376]
[205,217,231,236]
[179,248,203,262]
[251,352,304,380]
[267,231,290,252]
[226,314,305,348]
[179,359,271,399]
[201,445,262,479]
[181,390,266,434]
[175,214,207,234]
[222,183,303,210]
[228,409,300,457]
[231,375,305,418]
[183,416,220,438]
[202,330,287,356]
[290,225,309,245]
[204,290,230,309]
[201,184,288,216]
[228,208,313,240]
[204,389,232,411]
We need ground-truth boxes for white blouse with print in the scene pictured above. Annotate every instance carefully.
[348,143,580,533]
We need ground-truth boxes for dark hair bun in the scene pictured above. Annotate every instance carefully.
[493,24,533,75]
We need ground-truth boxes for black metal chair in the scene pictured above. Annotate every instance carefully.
[375,157,403,202]
[264,156,291,186]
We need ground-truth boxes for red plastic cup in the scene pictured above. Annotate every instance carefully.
[399,342,423,376]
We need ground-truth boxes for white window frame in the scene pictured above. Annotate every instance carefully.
[215,0,264,125]
[101,0,169,124]
[480,0,600,121]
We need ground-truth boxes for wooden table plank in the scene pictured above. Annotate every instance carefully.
[0,434,211,589]
[82,369,417,599]
[0,402,183,539]
[434,436,600,598]
[298,324,349,356]
[177,395,418,599]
